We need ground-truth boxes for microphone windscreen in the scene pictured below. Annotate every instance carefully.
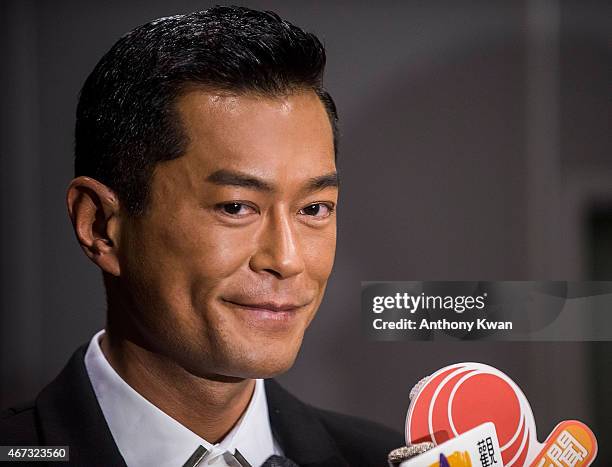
[387,442,435,466]
[408,375,430,402]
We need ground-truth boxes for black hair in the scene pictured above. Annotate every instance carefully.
[74,6,338,215]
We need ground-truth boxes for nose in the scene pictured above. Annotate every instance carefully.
[249,208,305,279]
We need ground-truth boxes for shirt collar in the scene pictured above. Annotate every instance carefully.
[84,330,280,467]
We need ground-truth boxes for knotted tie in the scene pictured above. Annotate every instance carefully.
[260,455,299,467]
[182,446,299,467]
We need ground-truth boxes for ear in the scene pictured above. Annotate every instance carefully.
[66,176,122,277]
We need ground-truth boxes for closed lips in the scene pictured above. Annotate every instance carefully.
[222,299,305,312]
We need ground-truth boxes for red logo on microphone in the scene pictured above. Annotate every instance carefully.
[405,363,597,466]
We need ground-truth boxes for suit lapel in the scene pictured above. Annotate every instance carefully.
[33,345,347,467]
[35,344,127,467]
[264,379,349,467]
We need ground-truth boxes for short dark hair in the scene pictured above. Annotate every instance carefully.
[75,6,338,215]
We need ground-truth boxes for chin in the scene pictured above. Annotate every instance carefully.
[229,342,302,379]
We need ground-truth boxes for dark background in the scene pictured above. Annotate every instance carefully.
[1,0,610,463]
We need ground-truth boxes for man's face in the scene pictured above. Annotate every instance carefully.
[117,90,337,379]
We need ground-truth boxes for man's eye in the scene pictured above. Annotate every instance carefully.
[218,202,256,216]
[299,203,334,218]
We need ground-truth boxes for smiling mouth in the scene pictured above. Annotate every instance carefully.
[221,299,306,313]
[220,298,311,328]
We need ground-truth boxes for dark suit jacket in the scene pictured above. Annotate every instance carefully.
[0,344,403,466]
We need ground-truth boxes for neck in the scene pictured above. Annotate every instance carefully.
[99,329,255,444]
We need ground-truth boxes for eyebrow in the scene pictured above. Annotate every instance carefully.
[305,172,339,192]
[206,169,274,192]
[206,169,339,193]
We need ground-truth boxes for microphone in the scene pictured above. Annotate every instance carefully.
[399,362,597,466]
[400,422,501,467]
[387,442,435,466]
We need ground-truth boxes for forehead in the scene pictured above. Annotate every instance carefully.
[173,89,336,182]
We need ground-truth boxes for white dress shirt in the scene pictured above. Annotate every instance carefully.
[84,330,282,467]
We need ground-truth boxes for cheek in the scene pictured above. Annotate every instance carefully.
[187,226,257,283]
[124,213,256,305]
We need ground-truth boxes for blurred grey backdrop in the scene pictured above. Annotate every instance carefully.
[1,0,610,462]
